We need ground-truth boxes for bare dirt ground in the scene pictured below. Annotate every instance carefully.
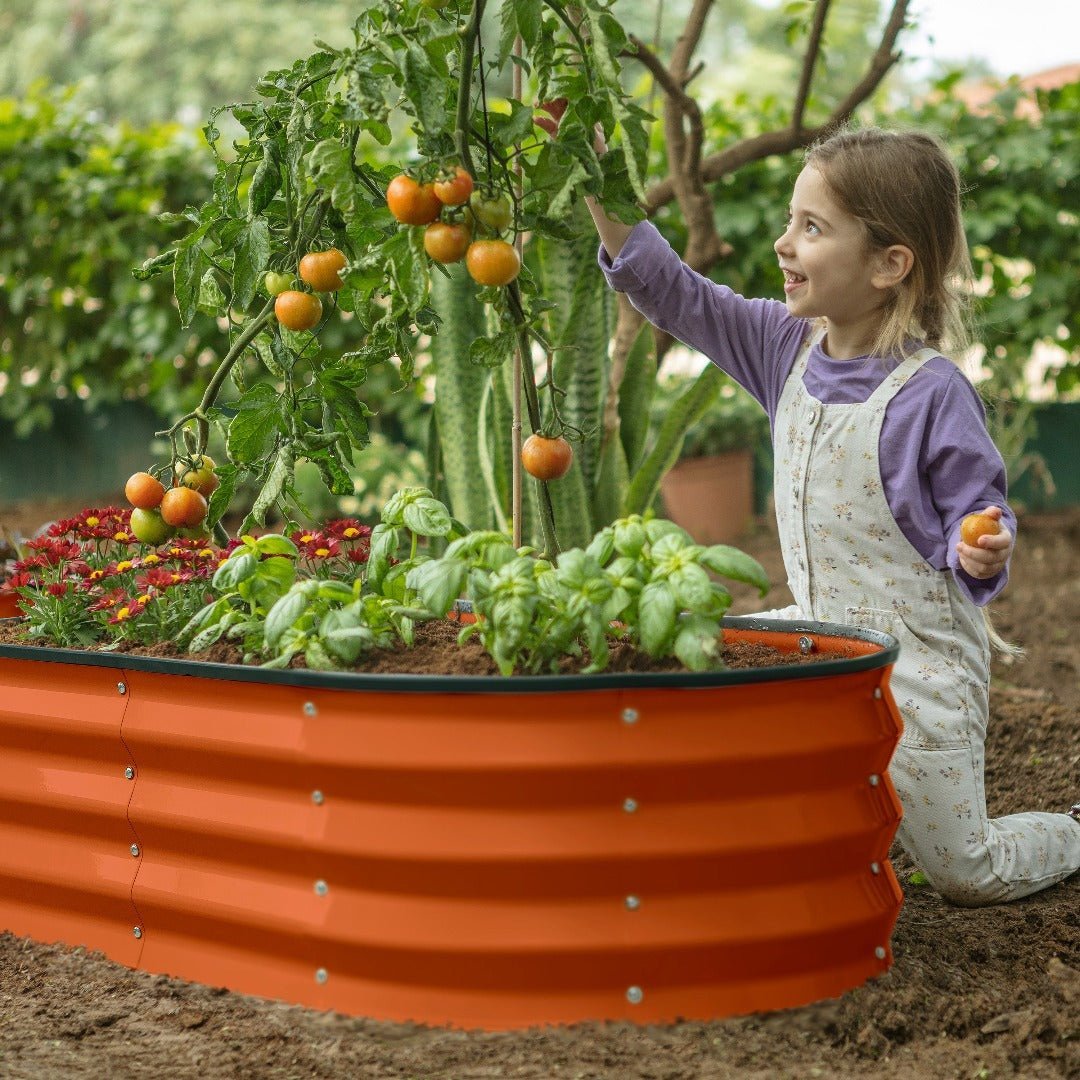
[0,497,1077,1079]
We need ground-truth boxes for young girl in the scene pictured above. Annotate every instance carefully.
[587,126,1080,906]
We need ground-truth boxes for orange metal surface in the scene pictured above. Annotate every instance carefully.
[0,630,904,1029]
[0,658,143,967]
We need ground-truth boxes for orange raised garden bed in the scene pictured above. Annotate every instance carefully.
[0,616,903,1029]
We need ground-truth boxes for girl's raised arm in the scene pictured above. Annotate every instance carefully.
[584,194,634,261]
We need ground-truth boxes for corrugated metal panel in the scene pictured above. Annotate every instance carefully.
[0,629,903,1029]
[0,658,143,967]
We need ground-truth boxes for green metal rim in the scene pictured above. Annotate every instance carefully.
[0,616,898,694]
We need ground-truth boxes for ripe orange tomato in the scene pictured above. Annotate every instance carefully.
[125,471,165,510]
[298,248,347,292]
[960,513,1001,546]
[424,221,472,264]
[466,239,521,286]
[386,174,442,225]
[176,454,220,497]
[160,486,209,529]
[433,166,474,207]
[129,508,175,545]
[521,434,574,481]
[275,290,323,331]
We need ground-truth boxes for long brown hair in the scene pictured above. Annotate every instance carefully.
[805,126,974,360]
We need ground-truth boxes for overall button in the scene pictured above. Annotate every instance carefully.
[807,407,820,424]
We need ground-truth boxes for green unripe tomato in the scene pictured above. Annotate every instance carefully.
[129,508,176,546]
[264,271,294,296]
[467,190,513,233]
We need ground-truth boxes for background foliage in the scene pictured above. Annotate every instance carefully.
[0,2,1075,517]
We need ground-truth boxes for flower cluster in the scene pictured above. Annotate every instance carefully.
[7,507,227,648]
[4,508,375,651]
[287,518,372,579]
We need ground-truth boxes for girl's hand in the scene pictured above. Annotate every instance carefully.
[956,505,1013,579]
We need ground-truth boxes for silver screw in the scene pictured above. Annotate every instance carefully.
[117,682,127,695]
[303,701,317,717]
[124,766,135,780]
[624,895,641,911]
[315,968,328,984]
[133,926,143,939]
[870,862,881,875]
[797,635,814,654]
[874,946,887,960]
[130,844,140,858]
[622,797,638,814]
[311,790,325,805]
[873,687,883,699]
[314,880,328,896]
[869,774,880,786]
[625,986,643,1005]
[621,707,639,725]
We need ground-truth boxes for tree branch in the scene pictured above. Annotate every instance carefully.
[642,0,911,213]
[792,0,832,132]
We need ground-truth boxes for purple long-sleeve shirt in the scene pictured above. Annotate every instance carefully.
[600,222,1013,605]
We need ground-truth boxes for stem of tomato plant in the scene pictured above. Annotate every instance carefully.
[508,282,560,557]
[453,0,488,177]
[193,298,277,453]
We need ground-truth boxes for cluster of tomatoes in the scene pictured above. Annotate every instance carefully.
[123,457,220,544]
[264,248,348,331]
[386,167,521,287]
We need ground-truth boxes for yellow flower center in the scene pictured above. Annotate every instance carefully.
[85,516,100,527]
[116,561,133,573]
[343,528,359,538]
[300,534,314,543]
[143,554,160,565]
[113,532,130,542]
[116,606,131,620]
[315,548,331,557]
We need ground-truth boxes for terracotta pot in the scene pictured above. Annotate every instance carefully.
[660,448,755,545]
[0,617,903,1030]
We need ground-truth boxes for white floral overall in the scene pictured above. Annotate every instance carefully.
[758,331,1080,905]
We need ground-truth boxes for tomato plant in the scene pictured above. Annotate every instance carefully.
[125,471,165,510]
[424,222,471,265]
[386,175,443,226]
[136,0,649,543]
[466,240,521,286]
[299,249,347,292]
[521,434,574,481]
[433,166,474,207]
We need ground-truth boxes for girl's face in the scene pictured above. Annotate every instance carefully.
[773,166,888,355]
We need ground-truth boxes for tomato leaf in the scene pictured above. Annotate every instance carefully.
[226,385,284,464]
[469,326,516,369]
[174,234,211,328]
[233,216,270,310]
[306,140,360,219]
[249,446,293,526]
[402,42,447,134]
[247,147,281,218]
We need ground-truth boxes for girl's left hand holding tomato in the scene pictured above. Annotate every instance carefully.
[956,505,1013,579]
